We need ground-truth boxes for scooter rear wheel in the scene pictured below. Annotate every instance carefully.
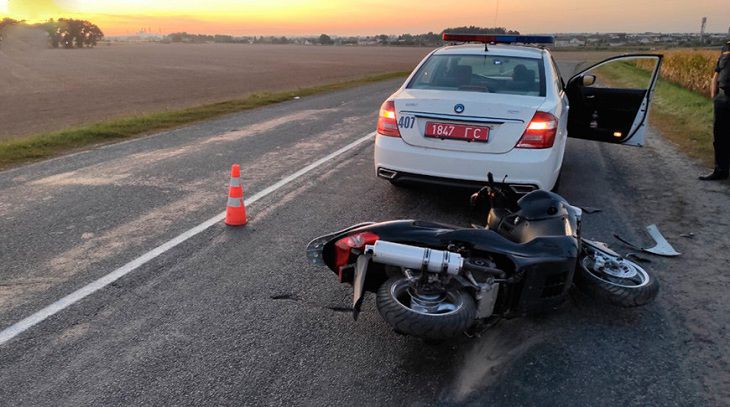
[376,277,476,340]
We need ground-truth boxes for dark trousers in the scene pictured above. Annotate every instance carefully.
[714,89,730,171]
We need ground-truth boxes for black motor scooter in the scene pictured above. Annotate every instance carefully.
[306,174,658,340]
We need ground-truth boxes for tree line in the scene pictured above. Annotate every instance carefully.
[166,26,519,46]
[0,18,104,48]
[167,33,337,45]
[317,27,520,46]
[2,20,512,48]
[0,17,18,43]
[44,19,105,48]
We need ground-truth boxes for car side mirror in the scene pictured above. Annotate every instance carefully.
[582,75,596,87]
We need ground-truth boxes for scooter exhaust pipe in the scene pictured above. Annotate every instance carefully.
[365,240,463,275]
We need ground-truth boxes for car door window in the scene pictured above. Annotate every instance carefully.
[581,58,658,90]
[565,54,662,146]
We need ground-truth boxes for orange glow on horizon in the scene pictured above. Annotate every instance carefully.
[3,0,729,36]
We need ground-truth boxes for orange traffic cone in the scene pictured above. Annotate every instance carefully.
[225,164,247,226]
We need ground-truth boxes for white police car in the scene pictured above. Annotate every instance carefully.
[375,34,662,191]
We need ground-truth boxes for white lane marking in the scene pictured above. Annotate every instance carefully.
[0,132,375,346]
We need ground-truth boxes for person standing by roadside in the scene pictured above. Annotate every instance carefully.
[700,39,730,181]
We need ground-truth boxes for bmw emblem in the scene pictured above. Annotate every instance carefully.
[454,104,465,114]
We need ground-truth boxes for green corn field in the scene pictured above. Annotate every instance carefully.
[633,49,719,97]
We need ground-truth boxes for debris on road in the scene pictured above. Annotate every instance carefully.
[626,253,652,263]
[580,206,603,214]
[615,224,681,257]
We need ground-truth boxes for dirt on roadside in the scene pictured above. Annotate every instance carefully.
[607,128,730,405]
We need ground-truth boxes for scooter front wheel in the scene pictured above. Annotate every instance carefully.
[376,277,476,340]
[577,249,659,307]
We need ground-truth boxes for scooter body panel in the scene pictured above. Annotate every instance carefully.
[309,219,579,315]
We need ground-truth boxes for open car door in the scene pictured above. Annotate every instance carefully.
[566,54,662,146]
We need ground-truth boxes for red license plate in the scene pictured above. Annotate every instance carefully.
[424,122,490,142]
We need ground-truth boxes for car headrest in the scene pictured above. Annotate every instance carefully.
[453,65,472,86]
[513,64,535,83]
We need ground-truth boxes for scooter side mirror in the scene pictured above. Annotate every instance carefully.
[470,191,480,207]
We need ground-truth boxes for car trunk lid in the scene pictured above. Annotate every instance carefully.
[394,89,544,154]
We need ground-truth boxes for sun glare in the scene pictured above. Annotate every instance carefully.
[2,0,728,36]
[6,0,65,20]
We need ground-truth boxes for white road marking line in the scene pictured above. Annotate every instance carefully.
[0,132,375,346]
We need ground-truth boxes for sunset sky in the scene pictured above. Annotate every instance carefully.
[1,0,728,36]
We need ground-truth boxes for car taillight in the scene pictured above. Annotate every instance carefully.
[376,100,401,137]
[333,232,380,273]
[516,111,558,149]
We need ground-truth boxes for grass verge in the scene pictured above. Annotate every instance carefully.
[0,71,409,170]
[595,62,714,167]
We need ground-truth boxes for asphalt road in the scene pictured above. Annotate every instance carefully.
[0,59,728,406]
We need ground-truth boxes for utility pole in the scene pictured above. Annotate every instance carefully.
[700,17,707,44]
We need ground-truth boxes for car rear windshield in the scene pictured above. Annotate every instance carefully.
[407,54,546,97]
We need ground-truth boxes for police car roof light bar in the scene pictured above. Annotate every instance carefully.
[442,33,555,48]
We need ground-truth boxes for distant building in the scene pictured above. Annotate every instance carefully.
[136,29,163,41]
[554,37,585,47]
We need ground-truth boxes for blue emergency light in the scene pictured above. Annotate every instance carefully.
[442,33,554,45]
